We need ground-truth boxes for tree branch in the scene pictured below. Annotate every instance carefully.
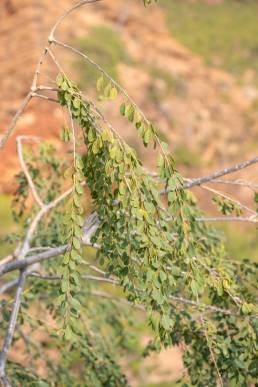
[0,269,27,384]
[16,136,44,208]
[48,0,102,42]
[182,156,258,190]
[0,93,32,150]
[197,216,258,223]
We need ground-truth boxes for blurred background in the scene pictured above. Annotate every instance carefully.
[0,0,257,385]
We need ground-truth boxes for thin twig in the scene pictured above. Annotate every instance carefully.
[184,157,258,189]
[197,216,258,223]
[0,93,32,150]
[168,295,240,317]
[52,38,151,125]
[88,290,145,311]
[0,279,19,295]
[207,179,258,190]
[202,184,257,216]
[200,315,224,387]
[160,156,258,194]
[0,269,27,382]
[49,0,102,42]
[16,136,44,208]
[32,93,59,104]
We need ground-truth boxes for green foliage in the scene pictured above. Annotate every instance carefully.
[213,195,242,216]
[2,5,258,383]
[2,67,257,385]
[11,142,67,247]
[2,67,257,387]
[6,362,49,387]
[160,0,258,83]
[54,72,257,385]
[59,153,85,339]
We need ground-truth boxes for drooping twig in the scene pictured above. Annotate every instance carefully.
[200,315,224,387]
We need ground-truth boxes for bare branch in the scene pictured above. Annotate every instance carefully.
[49,0,102,42]
[0,279,19,295]
[32,93,59,104]
[207,178,258,190]
[160,156,258,194]
[0,246,67,277]
[89,290,145,311]
[0,93,32,150]
[183,156,258,190]
[197,216,258,223]
[168,295,240,317]
[0,210,98,277]
[0,1,102,151]
[31,48,49,92]
[0,269,27,382]
[16,136,44,208]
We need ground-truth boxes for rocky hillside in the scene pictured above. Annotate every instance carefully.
[0,0,257,190]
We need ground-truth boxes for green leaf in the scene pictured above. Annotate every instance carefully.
[63,252,70,265]
[70,297,81,311]
[119,181,126,195]
[241,303,254,315]
[109,145,117,160]
[75,182,83,195]
[73,194,81,208]
[120,102,126,116]
[61,278,69,293]
[104,83,112,98]
[190,280,199,297]
[73,237,81,250]
[126,104,135,122]
[64,325,73,340]
[88,127,95,143]
[64,166,73,178]
[73,97,81,109]
[92,140,100,154]
[161,314,173,331]
[71,250,81,262]
[96,75,104,91]
[110,87,118,100]
[56,73,63,87]
[75,157,84,170]
[159,270,167,283]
